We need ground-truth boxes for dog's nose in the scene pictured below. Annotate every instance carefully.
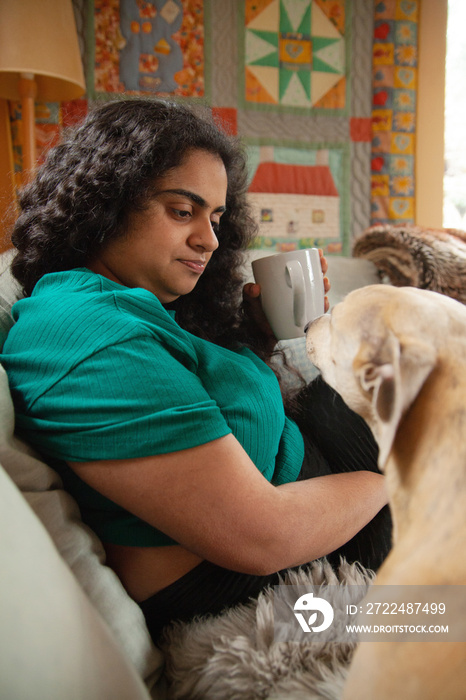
[304,313,327,334]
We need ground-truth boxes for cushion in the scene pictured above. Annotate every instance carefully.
[0,366,165,690]
[0,461,153,700]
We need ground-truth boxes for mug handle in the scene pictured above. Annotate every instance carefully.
[285,260,305,328]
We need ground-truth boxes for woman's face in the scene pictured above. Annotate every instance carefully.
[88,149,228,302]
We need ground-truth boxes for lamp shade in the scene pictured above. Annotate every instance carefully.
[0,0,85,102]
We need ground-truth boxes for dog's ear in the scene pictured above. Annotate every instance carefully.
[353,332,436,467]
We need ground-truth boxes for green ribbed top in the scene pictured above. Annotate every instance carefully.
[1,269,304,546]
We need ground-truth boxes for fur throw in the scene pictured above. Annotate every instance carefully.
[352,224,466,304]
[159,559,374,700]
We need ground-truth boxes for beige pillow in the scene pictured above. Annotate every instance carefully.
[0,462,154,699]
[0,365,165,689]
[0,461,156,699]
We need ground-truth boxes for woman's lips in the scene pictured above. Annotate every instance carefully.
[178,259,206,273]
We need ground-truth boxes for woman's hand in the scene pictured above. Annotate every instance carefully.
[319,249,331,313]
[242,249,331,354]
[242,282,277,355]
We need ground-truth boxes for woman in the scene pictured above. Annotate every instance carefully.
[1,98,390,641]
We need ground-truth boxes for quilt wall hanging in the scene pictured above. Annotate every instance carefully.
[91,0,207,99]
[9,0,420,256]
[241,0,347,113]
[238,0,350,254]
[371,0,419,226]
[245,140,349,254]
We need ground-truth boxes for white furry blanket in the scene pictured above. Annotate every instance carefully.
[160,559,374,700]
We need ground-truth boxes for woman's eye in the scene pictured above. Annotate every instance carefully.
[172,208,192,220]
[211,220,220,234]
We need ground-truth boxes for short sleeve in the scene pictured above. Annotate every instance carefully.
[18,334,232,462]
[271,416,304,485]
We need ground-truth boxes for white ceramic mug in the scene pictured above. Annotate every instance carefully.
[251,248,325,340]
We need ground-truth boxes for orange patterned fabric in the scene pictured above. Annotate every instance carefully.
[371,0,419,225]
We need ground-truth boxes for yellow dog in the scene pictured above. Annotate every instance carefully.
[306,285,466,700]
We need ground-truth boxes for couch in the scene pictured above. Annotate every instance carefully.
[0,248,380,699]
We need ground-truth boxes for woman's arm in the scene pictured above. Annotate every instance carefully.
[68,432,387,576]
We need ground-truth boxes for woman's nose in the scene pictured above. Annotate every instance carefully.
[191,219,219,252]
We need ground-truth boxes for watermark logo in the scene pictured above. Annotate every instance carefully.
[274,585,466,643]
[293,592,334,633]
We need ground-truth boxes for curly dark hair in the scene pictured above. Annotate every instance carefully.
[10,97,264,350]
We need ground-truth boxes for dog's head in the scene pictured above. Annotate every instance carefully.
[306,285,464,468]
